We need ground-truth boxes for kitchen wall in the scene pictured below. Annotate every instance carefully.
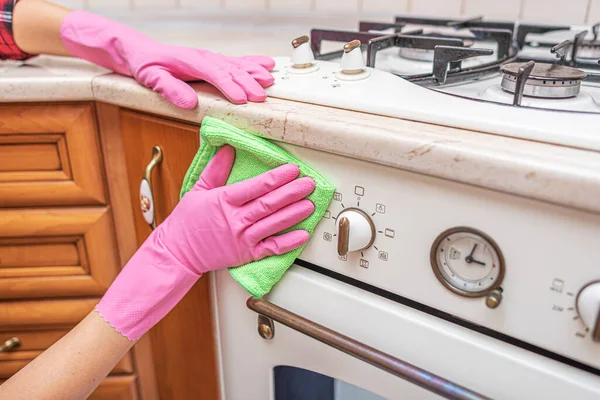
[51,0,600,24]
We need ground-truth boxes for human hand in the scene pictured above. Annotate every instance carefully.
[60,10,275,109]
[97,145,315,340]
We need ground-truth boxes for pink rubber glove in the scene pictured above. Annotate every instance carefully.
[60,10,275,108]
[97,146,315,340]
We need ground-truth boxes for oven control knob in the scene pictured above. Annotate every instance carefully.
[576,281,600,342]
[290,35,317,72]
[336,40,369,81]
[336,208,376,257]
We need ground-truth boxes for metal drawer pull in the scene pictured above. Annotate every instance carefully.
[140,146,163,230]
[247,297,490,400]
[0,337,21,352]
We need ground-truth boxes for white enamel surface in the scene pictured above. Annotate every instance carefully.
[214,266,600,400]
[340,48,366,72]
[291,42,315,67]
[336,209,374,253]
[577,283,600,334]
[276,142,600,369]
[267,57,600,151]
[139,178,155,226]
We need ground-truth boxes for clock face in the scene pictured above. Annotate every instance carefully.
[431,227,505,297]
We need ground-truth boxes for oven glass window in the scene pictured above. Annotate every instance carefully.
[274,366,387,400]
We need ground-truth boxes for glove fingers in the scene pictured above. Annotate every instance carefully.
[192,145,236,192]
[228,58,275,88]
[253,230,310,259]
[143,69,199,109]
[238,55,276,71]
[243,177,315,223]
[246,200,314,244]
[226,164,300,205]
[231,70,268,102]
[208,74,249,104]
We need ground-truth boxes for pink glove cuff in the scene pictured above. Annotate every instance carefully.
[96,229,200,341]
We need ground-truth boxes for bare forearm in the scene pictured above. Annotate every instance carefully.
[13,0,72,56]
[0,311,133,400]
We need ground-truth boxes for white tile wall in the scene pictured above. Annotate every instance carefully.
[464,0,521,19]
[315,0,359,12]
[48,0,600,24]
[358,0,409,13]
[224,0,266,10]
[133,0,177,7]
[521,0,589,23]
[588,0,600,22]
[269,0,312,11]
[49,0,86,9]
[408,0,462,17]
[88,0,132,9]
[180,0,222,7]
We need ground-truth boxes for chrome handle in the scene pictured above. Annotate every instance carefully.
[247,298,491,400]
[0,337,21,352]
[140,146,163,230]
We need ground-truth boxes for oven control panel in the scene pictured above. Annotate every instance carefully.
[278,143,600,370]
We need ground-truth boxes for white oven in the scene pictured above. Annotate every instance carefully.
[211,143,600,400]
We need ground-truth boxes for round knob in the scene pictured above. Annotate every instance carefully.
[340,40,366,73]
[485,289,503,309]
[336,208,376,256]
[291,35,315,68]
[576,281,600,342]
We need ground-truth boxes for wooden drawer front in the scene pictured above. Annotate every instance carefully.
[0,104,107,207]
[0,330,133,379]
[0,207,121,299]
[0,376,138,400]
[0,298,97,329]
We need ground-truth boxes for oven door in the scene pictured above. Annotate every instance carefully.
[212,265,600,400]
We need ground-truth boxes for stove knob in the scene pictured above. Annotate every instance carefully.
[576,281,600,342]
[340,40,365,73]
[336,208,376,257]
[291,35,315,68]
[336,40,369,81]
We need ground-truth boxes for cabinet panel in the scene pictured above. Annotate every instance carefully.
[0,104,106,207]
[0,298,98,329]
[120,110,219,400]
[0,208,120,299]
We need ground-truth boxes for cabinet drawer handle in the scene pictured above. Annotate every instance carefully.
[0,337,21,352]
[247,298,490,400]
[140,146,163,230]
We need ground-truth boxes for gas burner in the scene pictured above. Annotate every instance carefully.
[398,38,474,62]
[500,62,587,99]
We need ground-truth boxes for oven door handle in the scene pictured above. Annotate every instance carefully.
[247,297,491,400]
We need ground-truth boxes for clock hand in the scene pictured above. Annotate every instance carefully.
[465,243,478,264]
[470,259,486,266]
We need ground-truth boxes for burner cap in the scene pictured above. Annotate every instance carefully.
[500,62,587,99]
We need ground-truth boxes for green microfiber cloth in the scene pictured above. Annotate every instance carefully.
[180,116,335,298]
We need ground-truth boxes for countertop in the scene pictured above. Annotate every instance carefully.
[2,12,600,214]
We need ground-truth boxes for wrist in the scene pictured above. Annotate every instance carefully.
[96,229,201,340]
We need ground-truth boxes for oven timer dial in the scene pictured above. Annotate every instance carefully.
[336,208,376,256]
[430,227,505,300]
[576,281,600,343]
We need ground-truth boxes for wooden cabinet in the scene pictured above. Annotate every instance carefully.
[120,110,219,400]
[0,104,107,207]
[0,103,219,399]
[0,103,151,399]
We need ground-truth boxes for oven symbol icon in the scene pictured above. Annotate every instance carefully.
[359,259,369,269]
[378,251,388,261]
[376,204,386,214]
[323,232,333,242]
[333,192,343,201]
